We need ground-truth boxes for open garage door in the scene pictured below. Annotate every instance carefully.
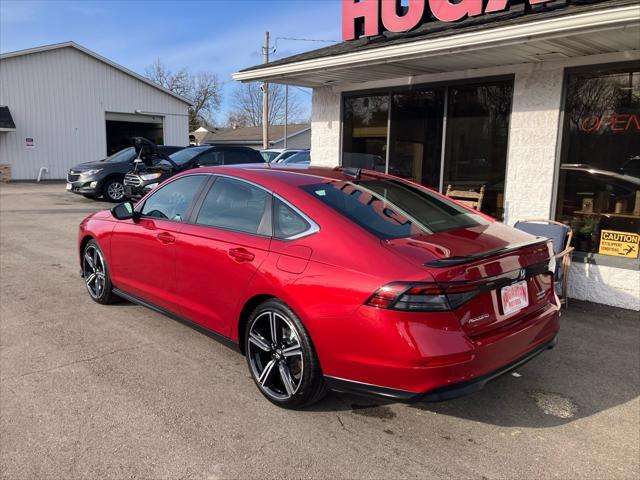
[105,112,164,156]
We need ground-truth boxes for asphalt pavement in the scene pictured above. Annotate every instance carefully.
[1,182,639,479]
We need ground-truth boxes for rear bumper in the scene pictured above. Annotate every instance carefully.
[325,335,558,402]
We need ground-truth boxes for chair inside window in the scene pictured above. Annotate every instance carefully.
[445,185,486,211]
[514,219,575,307]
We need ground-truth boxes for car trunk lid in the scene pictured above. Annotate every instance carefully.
[383,222,555,337]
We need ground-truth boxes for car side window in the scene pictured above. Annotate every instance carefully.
[197,151,223,166]
[223,149,254,165]
[141,175,207,222]
[273,198,310,239]
[196,177,270,235]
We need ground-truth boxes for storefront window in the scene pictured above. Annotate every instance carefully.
[342,78,513,219]
[388,88,445,190]
[343,95,389,172]
[443,81,513,220]
[556,65,640,257]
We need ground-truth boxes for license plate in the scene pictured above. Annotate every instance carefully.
[501,280,529,316]
[66,183,72,191]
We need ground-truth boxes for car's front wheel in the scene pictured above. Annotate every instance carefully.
[102,178,126,202]
[245,299,326,408]
[82,240,117,304]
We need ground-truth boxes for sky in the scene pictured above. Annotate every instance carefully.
[0,0,344,124]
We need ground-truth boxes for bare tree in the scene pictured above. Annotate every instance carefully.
[227,82,305,127]
[145,59,221,131]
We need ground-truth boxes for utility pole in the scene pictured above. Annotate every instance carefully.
[262,31,270,150]
[284,85,288,149]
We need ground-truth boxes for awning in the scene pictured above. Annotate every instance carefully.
[233,1,640,87]
[0,106,16,132]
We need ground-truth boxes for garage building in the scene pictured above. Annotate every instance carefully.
[0,42,191,180]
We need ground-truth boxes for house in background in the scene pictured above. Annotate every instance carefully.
[0,42,191,180]
[198,123,310,150]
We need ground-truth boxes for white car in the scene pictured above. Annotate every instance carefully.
[260,149,308,163]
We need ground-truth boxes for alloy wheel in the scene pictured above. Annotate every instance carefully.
[83,244,107,299]
[107,181,125,201]
[248,310,304,401]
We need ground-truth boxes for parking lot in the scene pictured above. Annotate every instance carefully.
[1,181,638,479]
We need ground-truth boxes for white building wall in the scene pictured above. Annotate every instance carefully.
[272,129,311,149]
[503,65,564,224]
[0,47,189,180]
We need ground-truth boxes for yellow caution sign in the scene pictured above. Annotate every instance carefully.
[598,230,640,258]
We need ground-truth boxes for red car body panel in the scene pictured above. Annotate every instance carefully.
[78,165,560,400]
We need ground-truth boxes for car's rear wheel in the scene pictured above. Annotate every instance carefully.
[103,178,126,202]
[82,240,117,304]
[245,299,326,408]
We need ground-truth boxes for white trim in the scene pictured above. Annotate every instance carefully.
[0,42,193,105]
[233,5,640,83]
[0,128,16,132]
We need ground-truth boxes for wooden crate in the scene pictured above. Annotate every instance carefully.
[0,164,10,182]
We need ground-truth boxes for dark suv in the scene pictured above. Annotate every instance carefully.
[123,143,265,200]
[66,145,184,202]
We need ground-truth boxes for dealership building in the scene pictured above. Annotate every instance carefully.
[235,0,640,310]
[0,42,191,181]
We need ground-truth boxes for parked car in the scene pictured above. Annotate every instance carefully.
[280,150,310,165]
[66,145,184,202]
[260,149,284,162]
[261,149,308,163]
[78,165,559,408]
[123,140,265,200]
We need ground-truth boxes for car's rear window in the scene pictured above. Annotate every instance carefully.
[301,178,488,239]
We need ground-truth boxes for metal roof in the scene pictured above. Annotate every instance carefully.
[0,42,193,105]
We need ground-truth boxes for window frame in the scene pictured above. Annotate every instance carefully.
[340,74,515,197]
[136,173,211,224]
[186,174,320,241]
[551,60,640,270]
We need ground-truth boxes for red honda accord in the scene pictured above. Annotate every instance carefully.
[78,165,559,408]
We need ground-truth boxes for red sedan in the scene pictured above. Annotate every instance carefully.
[78,165,559,408]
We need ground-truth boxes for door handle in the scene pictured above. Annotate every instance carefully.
[157,232,176,244]
[228,247,255,262]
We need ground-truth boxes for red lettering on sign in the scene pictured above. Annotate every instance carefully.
[578,113,640,133]
[429,0,482,22]
[381,0,425,33]
[485,0,552,14]
[343,0,558,40]
[342,0,380,41]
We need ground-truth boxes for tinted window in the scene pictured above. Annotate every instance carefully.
[274,198,310,238]
[283,151,310,164]
[197,151,224,166]
[301,179,487,239]
[223,149,263,165]
[261,151,281,162]
[103,147,136,163]
[141,175,207,222]
[555,66,640,254]
[196,177,270,234]
[170,147,210,165]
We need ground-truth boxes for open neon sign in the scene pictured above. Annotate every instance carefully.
[343,0,556,41]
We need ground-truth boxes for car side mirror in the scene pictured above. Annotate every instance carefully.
[111,201,139,222]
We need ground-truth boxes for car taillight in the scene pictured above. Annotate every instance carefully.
[366,282,481,312]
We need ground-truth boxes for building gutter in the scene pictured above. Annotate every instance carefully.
[233,5,639,83]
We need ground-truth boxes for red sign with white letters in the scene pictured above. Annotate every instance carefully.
[342,0,557,41]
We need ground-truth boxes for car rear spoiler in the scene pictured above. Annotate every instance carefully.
[424,239,550,268]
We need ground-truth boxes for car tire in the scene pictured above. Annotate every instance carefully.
[102,178,126,202]
[82,239,118,305]
[245,299,327,409]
